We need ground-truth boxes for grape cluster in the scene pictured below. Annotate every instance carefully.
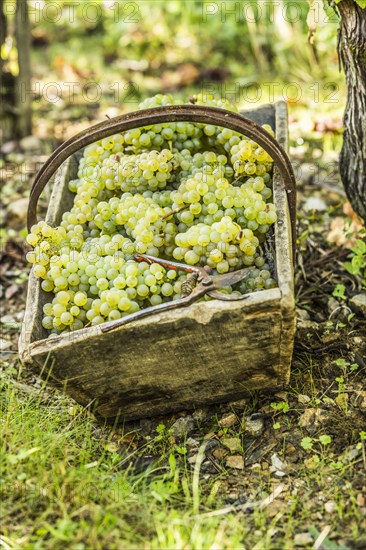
[26,93,278,336]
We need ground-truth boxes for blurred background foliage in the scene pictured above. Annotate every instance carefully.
[2,0,345,134]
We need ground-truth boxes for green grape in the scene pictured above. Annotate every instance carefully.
[26,93,278,335]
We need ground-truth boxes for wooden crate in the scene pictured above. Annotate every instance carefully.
[19,102,295,423]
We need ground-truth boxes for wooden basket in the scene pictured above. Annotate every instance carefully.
[19,102,296,423]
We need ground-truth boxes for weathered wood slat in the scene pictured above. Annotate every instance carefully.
[19,102,295,422]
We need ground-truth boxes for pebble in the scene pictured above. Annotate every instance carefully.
[213,447,228,460]
[226,455,244,470]
[0,339,12,351]
[1,140,18,154]
[327,297,340,314]
[270,453,289,477]
[349,294,366,317]
[245,416,264,437]
[205,438,219,452]
[6,198,29,228]
[351,391,366,410]
[297,394,311,404]
[230,397,251,409]
[304,196,327,212]
[218,412,237,428]
[171,415,195,439]
[186,437,200,449]
[296,308,310,321]
[325,501,336,513]
[1,314,17,325]
[221,437,242,453]
[298,408,329,431]
[294,533,313,546]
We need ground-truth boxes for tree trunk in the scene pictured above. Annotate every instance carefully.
[15,0,32,137]
[337,0,366,222]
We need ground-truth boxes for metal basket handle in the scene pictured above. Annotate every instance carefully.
[27,105,296,258]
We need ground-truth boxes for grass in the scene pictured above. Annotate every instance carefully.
[1,348,365,549]
[1,362,245,549]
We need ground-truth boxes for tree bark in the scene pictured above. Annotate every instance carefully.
[15,0,32,137]
[337,0,366,221]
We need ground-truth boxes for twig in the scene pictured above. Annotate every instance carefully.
[161,205,188,220]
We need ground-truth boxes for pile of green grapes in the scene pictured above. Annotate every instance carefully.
[26,94,278,335]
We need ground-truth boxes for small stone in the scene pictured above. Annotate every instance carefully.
[213,447,229,460]
[1,315,17,325]
[1,140,18,154]
[245,416,264,437]
[298,394,311,404]
[298,408,329,431]
[270,453,289,477]
[6,198,29,228]
[350,294,366,317]
[188,454,198,464]
[221,437,242,453]
[274,391,288,401]
[171,415,195,439]
[351,391,366,410]
[218,412,237,428]
[20,135,42,151]
[304,196,327,212]
[343,446,360,462]
[0,339,12,351]
[324,501,336,513]
[327,297,340,314]
[230,397,251,409]
[294,533,313,546]
[226,455,244,470]
[205,438,219,452]
[296,308,310,321]
[357,493,365,507]
[186,437,199,449]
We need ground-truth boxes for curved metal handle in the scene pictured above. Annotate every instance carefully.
[27,105,296,257]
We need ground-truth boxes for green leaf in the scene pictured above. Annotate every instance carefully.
[301,437,314,450]
[333,284,346,300]
[354,0,366,9]
[318,434,332,446]
[168,452,176,475]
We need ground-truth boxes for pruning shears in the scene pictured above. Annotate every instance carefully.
[101,254,252,333]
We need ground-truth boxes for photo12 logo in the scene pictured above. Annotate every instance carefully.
[201,1,338,24]
[196,81,340,104]
[4,1,141,24]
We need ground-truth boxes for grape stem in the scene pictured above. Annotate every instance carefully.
[161,204,188,220]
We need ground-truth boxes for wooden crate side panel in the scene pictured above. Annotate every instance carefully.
[27,295,283,420]
[19,156,78,354]
[273,101,296,383]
